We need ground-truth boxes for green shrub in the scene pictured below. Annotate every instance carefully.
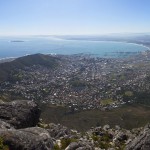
[91,132,113,149]
[61,138,78,149]
[0,137,9,150]
[91,135,99,141]
[53,143,61,150]
[98,141,111,149]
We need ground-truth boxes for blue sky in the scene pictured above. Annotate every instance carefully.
[0,0,150,35]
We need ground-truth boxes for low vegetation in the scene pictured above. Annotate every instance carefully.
[100,99,114,106]
[124,91,133,97]
[41,104,150,131]
[0,138,9,150]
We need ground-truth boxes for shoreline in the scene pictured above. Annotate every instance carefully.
[0,40,150,61]
[0,57,16,63]
[62,37,150,50]
[125,41,150,51]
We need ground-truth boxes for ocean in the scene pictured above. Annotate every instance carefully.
[0,36,148,59]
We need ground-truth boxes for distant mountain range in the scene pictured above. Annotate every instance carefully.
[56,34,150,47]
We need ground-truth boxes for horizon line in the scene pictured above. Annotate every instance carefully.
[0,32,150,37]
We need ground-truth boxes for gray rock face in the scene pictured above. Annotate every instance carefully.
[0,100,53,150]
[47,123,72,139]
[0,120,14,129]
[0,127,53,150]
[65,142,79,150]
[126,124,150,150]
[0,100,41,129]
[115,131,128,142]
[103,124,110,131]
[65,141,94,150]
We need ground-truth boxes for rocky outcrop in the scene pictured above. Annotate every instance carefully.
[47,123,72,139]
[126,124,150,150]
[0,100,54,150]
[0,100,41,128]
[0,127,53,150]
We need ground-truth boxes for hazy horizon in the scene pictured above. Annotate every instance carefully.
[1,32,150,37]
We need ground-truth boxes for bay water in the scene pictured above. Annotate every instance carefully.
[0,36,148,59]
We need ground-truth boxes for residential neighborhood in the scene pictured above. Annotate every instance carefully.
[1,51,150,111]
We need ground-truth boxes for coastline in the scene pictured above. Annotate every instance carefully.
[0,39,150,61]
[0,57,16,63]
[124,41,150,51]
[0,53,57,63]
[60,37,150,51]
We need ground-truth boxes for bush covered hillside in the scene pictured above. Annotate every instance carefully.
[0,54,60,82]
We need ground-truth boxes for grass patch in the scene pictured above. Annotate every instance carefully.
[100,99,114,106]
[124,91,133,97]
[41,104,150,132]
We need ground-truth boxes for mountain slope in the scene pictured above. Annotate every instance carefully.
[0,54,60,82]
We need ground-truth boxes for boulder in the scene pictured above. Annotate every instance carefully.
[103,124,110,131]
[0,100,41,129]
[115,131,128,142]
[126,124,150,150]
[0,120,14,129]
[65,142,79,150]
[0,127,53,150]
[47,123,72,139]
[65,141,94,150]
